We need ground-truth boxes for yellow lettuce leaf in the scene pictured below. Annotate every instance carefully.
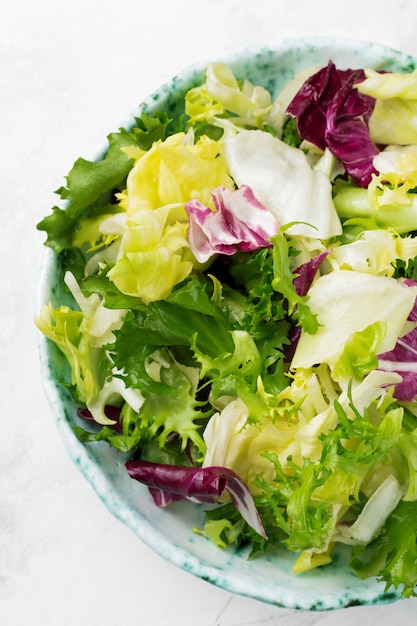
[106,206,193,302]
[119,132,234,213]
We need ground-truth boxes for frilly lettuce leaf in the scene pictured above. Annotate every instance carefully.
[332,178,417,235]
[329,229,417,277]
[191,329,261,383]
[202,371,405,558]
[105,206,193,302]
[37,112,172,255]
[118,131,234,213]
[350,500,417,598]
[36,303,100,405]
[270,232,319,335]
[127,356,208,457]
[185,62,283,135]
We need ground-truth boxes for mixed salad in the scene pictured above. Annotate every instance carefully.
[37,58,417,597]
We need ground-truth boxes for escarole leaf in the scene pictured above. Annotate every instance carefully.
[291,270,417,370]
[223,129,342,239]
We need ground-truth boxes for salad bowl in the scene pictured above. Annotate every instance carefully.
[38,36,417,611]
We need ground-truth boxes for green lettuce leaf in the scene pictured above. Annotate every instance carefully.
[185,62,283,135]
[37,112,172,254]
[350,500,417,598]
[270,232,319,334]
[333,321,387,382]
[80,264,146,310]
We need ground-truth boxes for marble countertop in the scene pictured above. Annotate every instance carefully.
[3,0,417,624]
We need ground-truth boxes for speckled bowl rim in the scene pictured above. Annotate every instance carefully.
[37,36,417,611]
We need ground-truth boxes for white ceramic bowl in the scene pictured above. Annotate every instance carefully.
[38,36,417,611]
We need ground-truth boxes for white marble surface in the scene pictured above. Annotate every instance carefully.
[3,0,417,624]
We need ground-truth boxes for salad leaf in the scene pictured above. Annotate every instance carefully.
[36,303,100,404]
[332,178,417,234]
[378,326,417,401]
[191,330,261,386]
[128,357,208,456]
[223,129,342,239]
[291,270,417,370]
[271,232,319,334]
[80,264,146,310]
[105,205,193,302]
[118,131,233,213]
[286,60,377,187]
[228,248,292,392]
[36,58,417,596]
[74,404,143,453]
[350,500,417,598]
[329,229,417,277]
[37,114,171,254]
[185,62,283,135]
[185,184,279,263]
[357,68,417,145]
[333,321,387,382]
[292,251,329,296]
[125,460,267,538]
[346,475,402,544]
[109,275,235,361]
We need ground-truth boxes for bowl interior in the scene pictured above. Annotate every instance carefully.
[38,36,416,611]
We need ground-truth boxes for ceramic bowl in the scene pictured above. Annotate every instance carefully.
[38,36,417,611]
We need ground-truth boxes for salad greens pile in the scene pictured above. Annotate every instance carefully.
[37,59,417,597]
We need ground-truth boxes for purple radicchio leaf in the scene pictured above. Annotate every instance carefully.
[286,60,378,187]
[378,327,417,402]
[378,280,417,401]
[403,278,417,322]
[293,251,329,297]
[284,251,329,362]
[125,460,267,538]
[185,185,279,264]
[185,198,239,263]
[77,406,123,432]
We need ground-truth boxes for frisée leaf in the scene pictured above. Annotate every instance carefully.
[350,500,417,598]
